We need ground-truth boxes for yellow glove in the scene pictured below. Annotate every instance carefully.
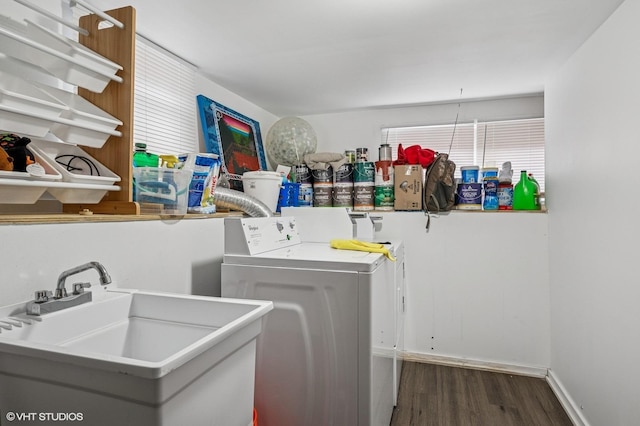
[329,239,396,261]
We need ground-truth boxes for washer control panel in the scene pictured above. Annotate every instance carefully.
[238,217,301,255]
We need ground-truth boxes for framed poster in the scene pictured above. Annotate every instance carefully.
[197,94,267,190]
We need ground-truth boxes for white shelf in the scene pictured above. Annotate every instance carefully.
[0,14,123,93]
[0,6,135,212]
[0,178,120,204]
[28,139,121,185]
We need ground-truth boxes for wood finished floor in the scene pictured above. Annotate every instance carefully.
[390,362,573,426]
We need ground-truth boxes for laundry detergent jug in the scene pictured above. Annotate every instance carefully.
[512,170,540,210]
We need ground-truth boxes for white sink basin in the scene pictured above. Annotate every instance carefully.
[0,289,273,426]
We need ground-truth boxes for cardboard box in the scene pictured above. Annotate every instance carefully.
[394,165,423,210]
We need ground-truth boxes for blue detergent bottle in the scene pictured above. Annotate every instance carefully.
[483,176,499,210]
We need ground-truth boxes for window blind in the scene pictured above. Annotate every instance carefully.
[477,119,545,190]
[133,37,197,155]
[382,117,545,191]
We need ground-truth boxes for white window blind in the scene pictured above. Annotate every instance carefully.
[382,118,545,191]
[383,123,476,172]
[476,119,545,190]
[134,37,197,155]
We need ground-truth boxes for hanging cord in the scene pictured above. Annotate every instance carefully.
[447,88,463,156]
[427,88,463,232]
[481,124,487,168]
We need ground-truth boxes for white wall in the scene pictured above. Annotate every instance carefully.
[300,97,551,369]
[1,210,550,372]
[1,219,225,305]
[301,95,544,160]
[545,0,639,424]
[376,212,549,369]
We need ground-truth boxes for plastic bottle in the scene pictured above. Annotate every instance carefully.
[374,160,394,211]
[497,182,513,210]
[528,173,540,193]
[513,170,539,210]
[482,177,499,210]
[159,155,181,168]
[133,143,159,168]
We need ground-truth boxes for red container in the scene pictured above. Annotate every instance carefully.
[498,182,513,210]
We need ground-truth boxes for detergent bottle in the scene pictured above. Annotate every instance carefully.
[513,170,539,210]
[133,143,159,168]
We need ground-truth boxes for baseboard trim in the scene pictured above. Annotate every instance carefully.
[546,369,588,426]
[400,351,548,378]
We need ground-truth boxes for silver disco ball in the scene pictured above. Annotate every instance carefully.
[265,117,317,167]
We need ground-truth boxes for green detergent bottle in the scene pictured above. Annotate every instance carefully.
[513,170,539,210]
[133,143,159,168]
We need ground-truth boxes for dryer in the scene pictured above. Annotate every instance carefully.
[221,215,404,426]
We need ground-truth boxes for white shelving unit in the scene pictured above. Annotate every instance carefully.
[0,5,136,212]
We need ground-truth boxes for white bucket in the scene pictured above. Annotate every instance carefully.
[242,171,282,212]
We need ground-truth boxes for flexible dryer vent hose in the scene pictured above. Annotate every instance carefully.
[213,187,274,217]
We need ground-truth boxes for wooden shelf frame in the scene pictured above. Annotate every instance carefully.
[62,6,139,215]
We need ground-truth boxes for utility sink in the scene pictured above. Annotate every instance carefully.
[0,289,273,426]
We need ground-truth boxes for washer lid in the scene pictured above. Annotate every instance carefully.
[223,241,393,273]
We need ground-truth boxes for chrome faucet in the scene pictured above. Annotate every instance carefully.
[27,262,112,316]
[54,261,112,298]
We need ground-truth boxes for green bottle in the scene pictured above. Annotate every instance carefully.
[133,143,159,168]
[513,170,539,210]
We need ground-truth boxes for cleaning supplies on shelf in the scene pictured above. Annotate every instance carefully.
[498,161,513,183]
[132,143,159,168]
[179,153,220,213]
[482,176,499,210]
[498,181,513,210]
[497,161,514,210]
[132,143,159,203]
[513,170,540,210]
[159,155,181,169]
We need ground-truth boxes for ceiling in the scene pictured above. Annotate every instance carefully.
[90,0,624,117]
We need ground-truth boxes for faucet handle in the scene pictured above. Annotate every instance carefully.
[72,282,91,295]
[34,290,53,303]
[54,287,68,300]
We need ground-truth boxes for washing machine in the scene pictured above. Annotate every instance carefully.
[221,213,404,426]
